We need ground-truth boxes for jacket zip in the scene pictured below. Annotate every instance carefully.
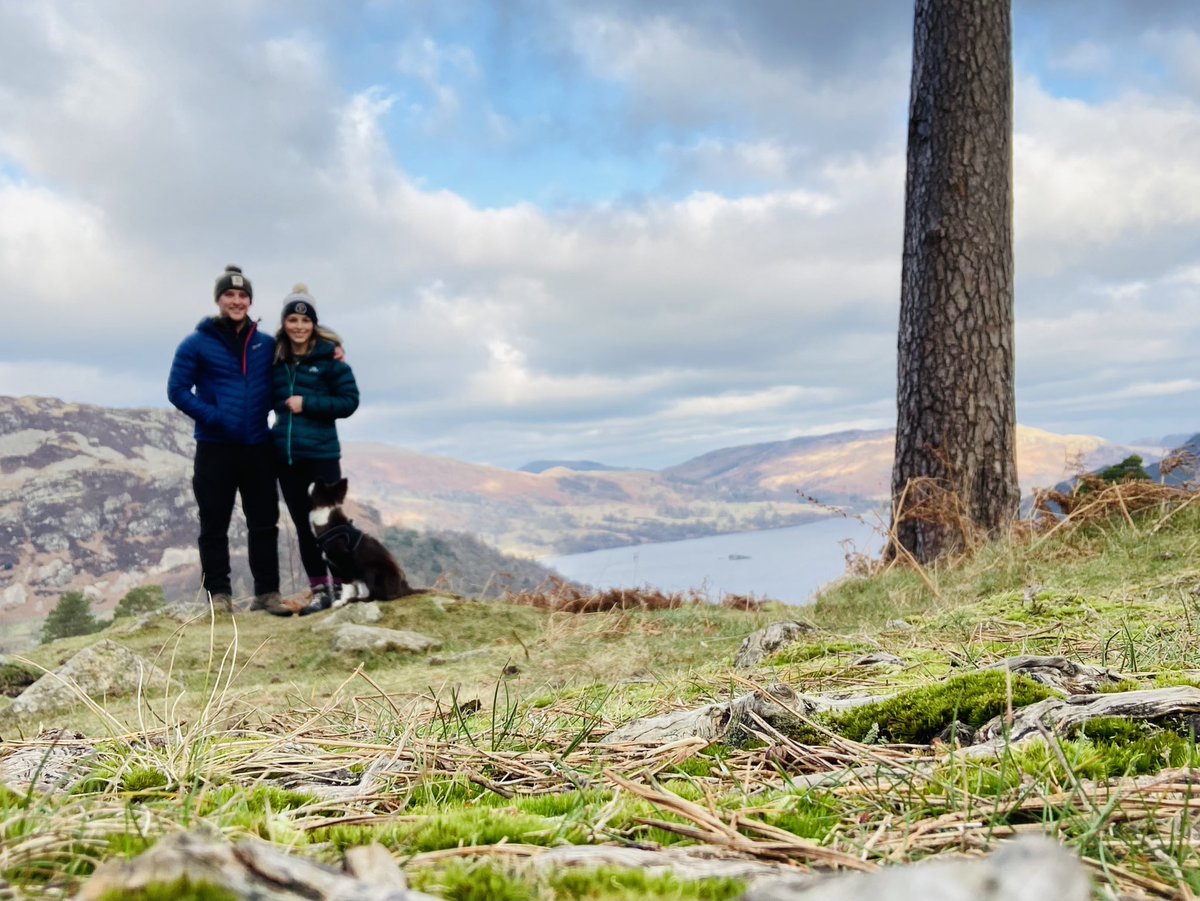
[285,360,298,465]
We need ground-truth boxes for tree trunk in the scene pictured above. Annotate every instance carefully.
[889,0,1018,563]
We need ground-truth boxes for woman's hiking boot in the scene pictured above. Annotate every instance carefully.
[299,584,334,616]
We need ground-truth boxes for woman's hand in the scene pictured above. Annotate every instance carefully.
[285,395,304,413]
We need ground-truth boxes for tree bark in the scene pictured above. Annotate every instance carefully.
[889,0,1018,563]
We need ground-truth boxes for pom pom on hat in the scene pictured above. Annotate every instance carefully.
[281,283,318,324]
[214,264,252,300]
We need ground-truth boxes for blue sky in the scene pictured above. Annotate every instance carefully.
[1,1,1199,470]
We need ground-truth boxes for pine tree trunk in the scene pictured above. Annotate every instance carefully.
[889,0,1018,563]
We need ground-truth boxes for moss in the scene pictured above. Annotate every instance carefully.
[1096,679,1144,694]
[413,861,531,901]
[310,823,386,851]
[197,785,318,823]
[665,757,715,778]
[770,640,868,665]
[105,832,156,859]
[1018,723,1200,780]
[782,671,1057,745]
[0,660,40,697]
[551,866,746,900]
[757,792,840,840]
[317,807,585,854]
[405,777,491,810]
[0,783,24,808]
[97,876,238,901]
[122,767,172,792]
[406,808,585,852]
[515,790,610,818]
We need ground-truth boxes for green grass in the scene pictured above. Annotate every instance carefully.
[7,502,1200,898]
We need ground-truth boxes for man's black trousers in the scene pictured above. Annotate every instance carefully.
[192,441,279,597]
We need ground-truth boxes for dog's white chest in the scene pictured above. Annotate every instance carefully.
[309,506,332,528]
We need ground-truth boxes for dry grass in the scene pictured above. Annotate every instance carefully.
[503,576,759,613]
[7,492,1200,898]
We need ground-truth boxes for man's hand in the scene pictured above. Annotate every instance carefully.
[285,395,304,413]
[333,346,346,362]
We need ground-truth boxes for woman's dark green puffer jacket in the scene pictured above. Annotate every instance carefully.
[271,340,360,463]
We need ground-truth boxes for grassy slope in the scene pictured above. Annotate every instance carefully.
[3,500,1200,899]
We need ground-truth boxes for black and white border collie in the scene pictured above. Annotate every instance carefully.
[308,478,415,606]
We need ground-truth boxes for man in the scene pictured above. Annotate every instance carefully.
[167,264,281,612]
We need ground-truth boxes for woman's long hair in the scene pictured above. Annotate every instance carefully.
[274,324,343,363]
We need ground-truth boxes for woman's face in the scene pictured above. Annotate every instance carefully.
[284,313,314,346]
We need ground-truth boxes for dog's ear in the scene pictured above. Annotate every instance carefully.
[309,480,342,504]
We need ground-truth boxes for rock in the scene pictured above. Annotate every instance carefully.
[734,621,814,668]
[740,835,1089,901]
[110,612,167,635]
[853,651,903,667]
[75,828,440,900]
[0,729,93,794]
[9,639,180,717]
[330,625,441,655]
[311,602,383,630]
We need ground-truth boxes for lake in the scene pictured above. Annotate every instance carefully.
[545,515,883,606]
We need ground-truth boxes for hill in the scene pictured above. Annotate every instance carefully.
[0,397,564,635]
[2,485,1198,899]
[518,459,628,473]
[0,393,1174,630]
[661,425,1165,501]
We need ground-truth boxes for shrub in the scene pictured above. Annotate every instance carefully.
[41,591,102,643]
[113,585,167,618]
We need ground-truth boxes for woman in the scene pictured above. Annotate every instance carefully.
[271,284,359,616]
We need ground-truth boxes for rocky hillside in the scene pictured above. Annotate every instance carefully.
[661,425,1166,503]
[0,397,566,629]
[0,396,197,623]
[0,394,1177,630]
[342,443,818,557]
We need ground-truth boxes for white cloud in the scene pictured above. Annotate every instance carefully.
[0,1,1198,468]
[1015,80,1200,277]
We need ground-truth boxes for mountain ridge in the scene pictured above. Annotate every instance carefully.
[0,394,1184,631]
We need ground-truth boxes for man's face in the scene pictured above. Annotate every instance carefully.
[216,289,251,323]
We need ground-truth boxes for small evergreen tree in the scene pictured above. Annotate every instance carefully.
[113,584,166,618]
[1098,455,1151,484]
[41,590,101,643]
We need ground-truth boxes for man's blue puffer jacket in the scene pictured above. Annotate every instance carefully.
[167,317,275,445]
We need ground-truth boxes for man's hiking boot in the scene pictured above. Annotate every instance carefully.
[255,592,292,615]
[208,592,233,614]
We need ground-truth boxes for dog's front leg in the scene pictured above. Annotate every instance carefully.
[332,583,356,609]
[352,580,370,601]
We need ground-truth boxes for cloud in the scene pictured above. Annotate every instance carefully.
[1015,81,1200,281]
[0,1,1197,469]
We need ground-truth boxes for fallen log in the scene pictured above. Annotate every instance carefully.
[981,656,1124,695]
[968,684,1200,756]
[602,658,1172,753]
[601,683,884,746]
